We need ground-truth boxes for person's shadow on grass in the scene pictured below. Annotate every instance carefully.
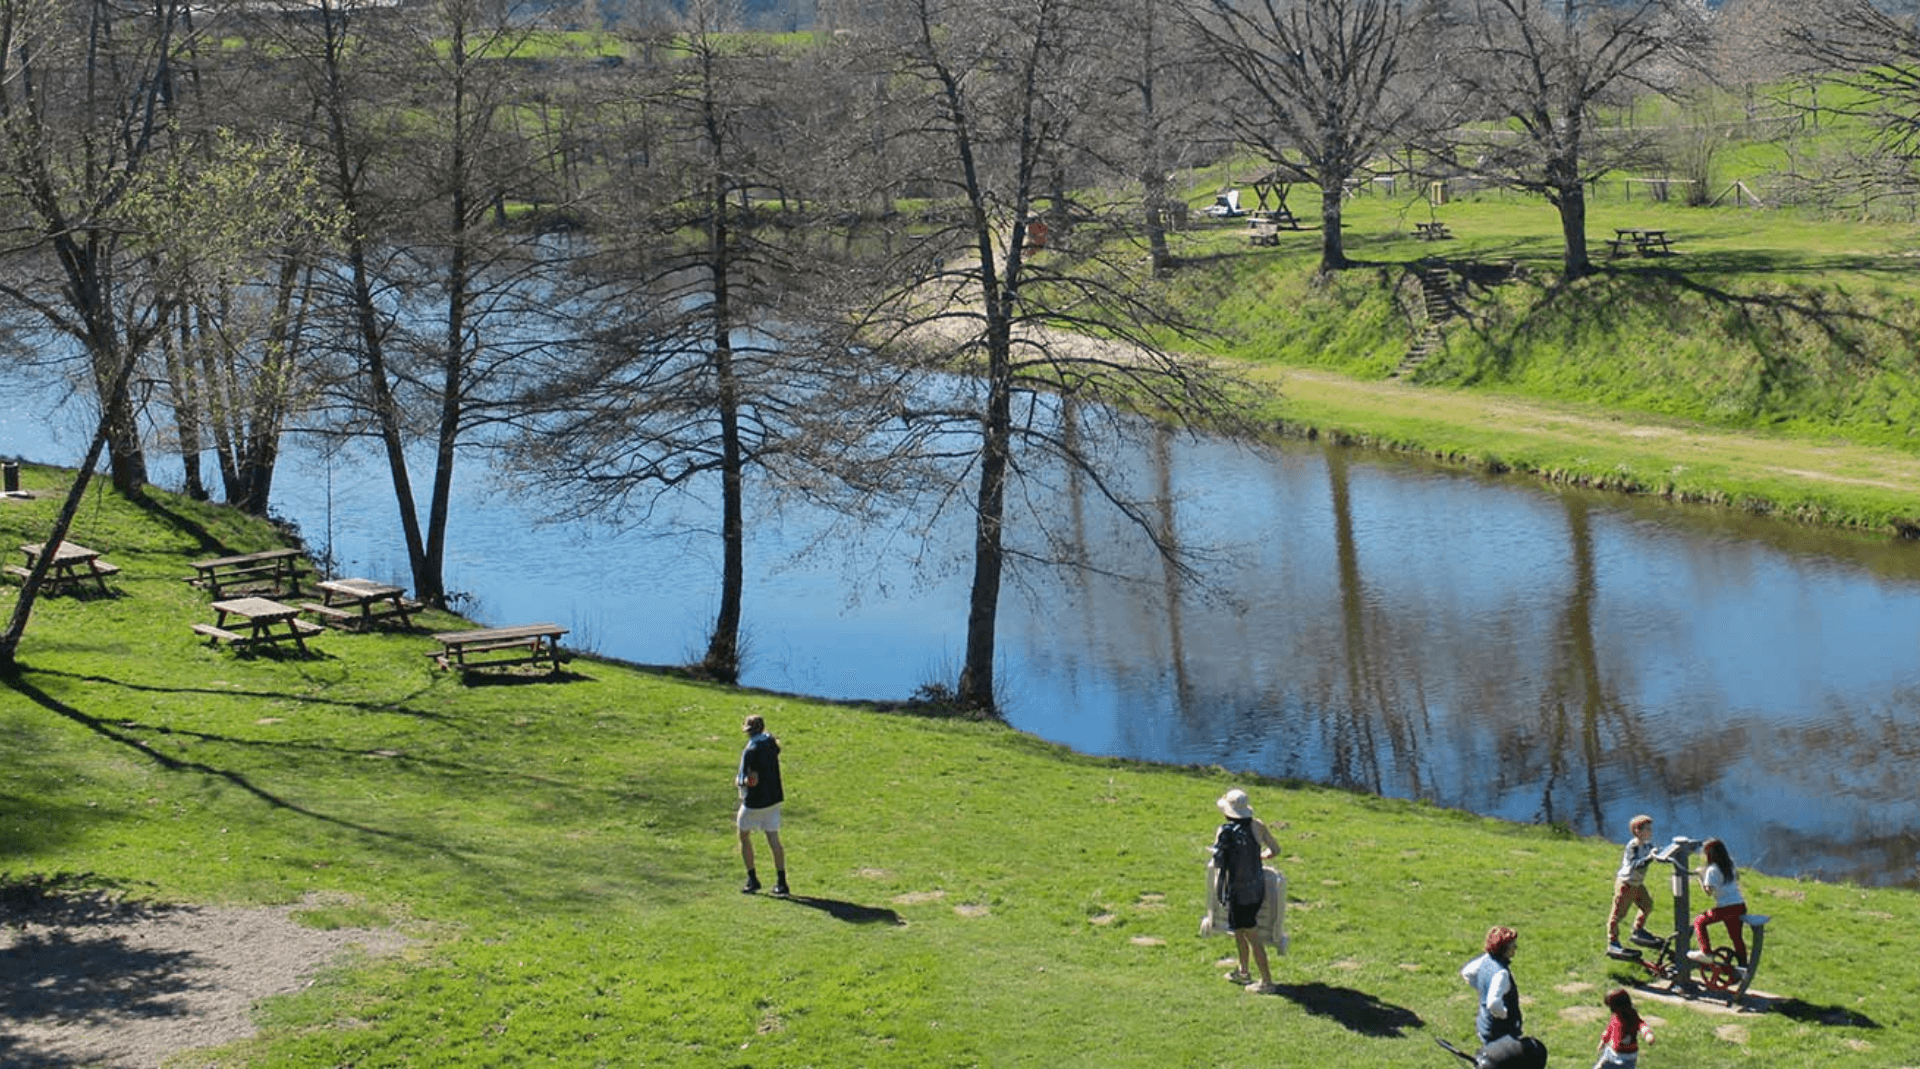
[769,894,905,926]
[1263,982,1424,1037]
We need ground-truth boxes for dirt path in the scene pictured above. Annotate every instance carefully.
[1276,366,1920,499]
[2,892,410,1068]
[905,302,1920,505]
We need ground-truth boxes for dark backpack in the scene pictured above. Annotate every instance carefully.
[1213,820,1264,907]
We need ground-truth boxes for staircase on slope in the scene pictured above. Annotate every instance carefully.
[1392,261,1455,380]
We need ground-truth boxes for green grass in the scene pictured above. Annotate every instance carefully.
[1137,172,1920,531]
[3,466,1917,1067]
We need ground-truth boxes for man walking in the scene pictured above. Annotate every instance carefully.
[736,714,788,896]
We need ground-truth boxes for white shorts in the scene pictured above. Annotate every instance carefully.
[737,803,782,833]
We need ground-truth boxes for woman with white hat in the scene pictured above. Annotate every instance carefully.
[1211,788,1281,993]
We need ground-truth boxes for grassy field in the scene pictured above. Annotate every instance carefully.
[3,466,1917,1067]
[1150,169,1920,533]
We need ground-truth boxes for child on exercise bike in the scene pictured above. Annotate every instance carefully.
[1687,837,1747,976]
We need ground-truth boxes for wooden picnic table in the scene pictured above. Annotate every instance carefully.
[195,596,323,654]
[1607,227,1675,257]
[429,623,569,675]
[187,547,306,599]
[1414,221,1454,241]
[10,541,120,595]
[306,578,419,630]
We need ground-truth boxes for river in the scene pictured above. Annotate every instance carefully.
[6,375,1918,889]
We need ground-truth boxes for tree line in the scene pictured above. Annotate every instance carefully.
[0,0,1908,706]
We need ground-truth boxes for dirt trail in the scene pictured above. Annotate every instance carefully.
[1277,366,1920,498]
[2,892,410,1068]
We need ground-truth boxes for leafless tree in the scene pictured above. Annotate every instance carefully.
[0,0,202,495]
[847,0,1256,711]
[1777,0,1920,212]
[248,0,578,605]
[0,0,201,664]
[1433,0,1708,277]
[1186,0,1433,272]
[500,0,891,683]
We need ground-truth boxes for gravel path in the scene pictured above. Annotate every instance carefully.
[2,891,410,1069]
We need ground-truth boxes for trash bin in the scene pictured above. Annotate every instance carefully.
[2,462,18,493]
[1429,181,1449,206]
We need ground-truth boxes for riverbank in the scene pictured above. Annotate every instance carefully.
[1256,364,1920,534]
[1,468,1914,1067]
[1155,194,1920,535]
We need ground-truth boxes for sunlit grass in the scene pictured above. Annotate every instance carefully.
[3,468,1917,1068]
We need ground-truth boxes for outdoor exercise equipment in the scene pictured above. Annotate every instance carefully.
[1605,836,1770,1006]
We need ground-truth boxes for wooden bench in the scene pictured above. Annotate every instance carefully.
[192,623,247,645]
[194,619,325,647]
[308,578,420,630]
[13,541,119,595]
[429,623,569,674]
[301,602,360,626]
[197,596,325,654]
[187,548,307,599]
[1609,227,1675,258]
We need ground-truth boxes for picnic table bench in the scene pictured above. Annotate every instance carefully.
[429,623,569,674]
[1247,210,1304,246]
[1414,221,1454,241]
[194,596,323,655]
[1607,227,1675,258]
[187,548,306,599]
[304,578,420,630]
[10,542,120,595]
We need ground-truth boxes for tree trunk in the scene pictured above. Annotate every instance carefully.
[164,314,210,501]
[956,341,1013,710]
[1552,155,1591,278]
[1319,182,1349,272]
[0,347,143,669]
[704,166,745,683]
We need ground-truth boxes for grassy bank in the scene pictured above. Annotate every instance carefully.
[3,467,1916,1067]
[1153,184,1920,533]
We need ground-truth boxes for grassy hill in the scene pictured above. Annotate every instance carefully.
[3,465,1916,1066]
[1149,173,1920,532]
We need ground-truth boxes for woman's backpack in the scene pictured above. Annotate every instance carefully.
[1212,820,1264,907]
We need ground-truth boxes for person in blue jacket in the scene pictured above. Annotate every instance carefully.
[1460,925,1523,1043]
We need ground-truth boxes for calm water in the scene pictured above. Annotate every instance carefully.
[7,378,1919,888]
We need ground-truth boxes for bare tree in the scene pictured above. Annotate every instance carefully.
[250,0,576,605]
[0,0,202,495]
[1100,0,1217,274]
[1435,0,1708,278]
[849,0,1255,711]
[1778,0,1920,212]
[1186,0,1432,272]
[502,0,889,683]
[0,0,200,666]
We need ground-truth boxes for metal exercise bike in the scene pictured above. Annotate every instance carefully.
[1606,836,1771,1007]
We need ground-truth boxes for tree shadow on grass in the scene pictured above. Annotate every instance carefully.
[0,890,203,1069]
[1265,982,1424,1038]
[450,667,593,687]
[771,894,905,926]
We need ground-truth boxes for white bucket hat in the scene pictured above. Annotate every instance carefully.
[1217,789,1254,819]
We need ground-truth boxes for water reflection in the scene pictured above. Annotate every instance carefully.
[3,375,1917,887]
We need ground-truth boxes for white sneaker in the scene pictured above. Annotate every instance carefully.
[1686,950,1714,966]
[1245,980,1279,994]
